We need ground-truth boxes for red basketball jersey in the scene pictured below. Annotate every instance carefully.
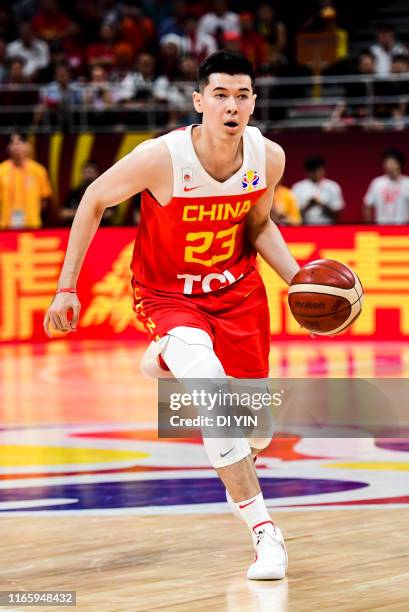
[131,124,267,295]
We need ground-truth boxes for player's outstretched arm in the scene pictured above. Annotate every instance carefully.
[246,139,300,285]
[43,139,168,337]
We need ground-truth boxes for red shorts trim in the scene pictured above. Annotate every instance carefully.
[132,268,270,378]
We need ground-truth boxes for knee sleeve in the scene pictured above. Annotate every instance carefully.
[163,327,251,467]
[202,436,251,468]
[162,326,226,379]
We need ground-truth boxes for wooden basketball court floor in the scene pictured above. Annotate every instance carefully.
[1,339,409,611]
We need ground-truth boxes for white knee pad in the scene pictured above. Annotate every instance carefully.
[203,436,251,468]
[142,326,252,468]
[162,326,226,379]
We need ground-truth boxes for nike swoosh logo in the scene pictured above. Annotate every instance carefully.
[239,499,256,509]
[219,447,234,458]
[184,185,201,192]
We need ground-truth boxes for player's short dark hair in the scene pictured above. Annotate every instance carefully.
[304,156,325,172]
[6,130,28,144]
[197,50,255,91]
[382,148,405,168]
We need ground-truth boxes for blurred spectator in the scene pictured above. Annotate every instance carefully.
[319,6,348,61]
[157,39,181,79]
[32,0,78,45]
[292,156,344,225]
[61,159,112,224]
[325,50,376,130]
[115,53,156,104]
[197,0,239,47]
[0,131,52,229]
[370,23,407,76]
[159,0,187,38]
[271,183,301,226]
[83,64,114,126]
[256,3,286,56]
[160,17,216,62]
[87,22,133,72]
[0,37,7,82]
[239,13,268,71]
[390,54,409,124]
[6,22,50,81]
[1,57,38,128]
[363,149,409,224]
[155,53,198,128]
[34,62,82,130]
[119,4,155,57]
[296,3,347,74]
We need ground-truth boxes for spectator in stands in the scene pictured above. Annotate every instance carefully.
[256,3,286,57]
[34,61,82,130]
[0,37,7,82]
[6,22,50,82]
[319,6,348,61]
[156,39,181,80]
[271,182,302,226]
[32,0,78,45]
[239,13,268,72]
[61,159,111,225]
[158,0,187,39]
[119,4,156,58]
[370,23,407,76]
[1,57,39,127]
[83,64,115,126]
[114,53,156,105]
[86,22,117,70]
[0,131,52,229]
[155,53,198,129]
[325,50,376,130]
[390,54,409,126]
[197,0,239,48]
[363,149,409,224]
[160,17,216,62]
[292,156,345,224]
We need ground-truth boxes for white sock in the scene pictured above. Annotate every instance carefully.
[233,492,274,535]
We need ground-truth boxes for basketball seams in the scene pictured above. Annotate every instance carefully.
[301,260,355,288]
[288,284,357,301]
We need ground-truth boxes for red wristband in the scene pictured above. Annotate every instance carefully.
[56,288,76,294]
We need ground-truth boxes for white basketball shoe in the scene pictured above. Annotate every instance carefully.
[246,522,288,581]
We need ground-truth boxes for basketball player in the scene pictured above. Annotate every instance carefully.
[44,51,300,580]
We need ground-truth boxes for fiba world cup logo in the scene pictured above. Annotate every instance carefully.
[242,170,259,191]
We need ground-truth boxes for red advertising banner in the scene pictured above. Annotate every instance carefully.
[0,226,408,343]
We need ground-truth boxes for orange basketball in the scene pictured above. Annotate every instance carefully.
[288,259,364,336]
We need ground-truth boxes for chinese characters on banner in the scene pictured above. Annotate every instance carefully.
[0,227,408,342]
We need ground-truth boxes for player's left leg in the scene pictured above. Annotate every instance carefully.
[207,270,287,579]
[158,325,287,580]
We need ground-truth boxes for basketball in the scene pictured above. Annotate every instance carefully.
[288,259,363,335]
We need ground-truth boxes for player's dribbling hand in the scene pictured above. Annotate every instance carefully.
[43,292,81,338]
